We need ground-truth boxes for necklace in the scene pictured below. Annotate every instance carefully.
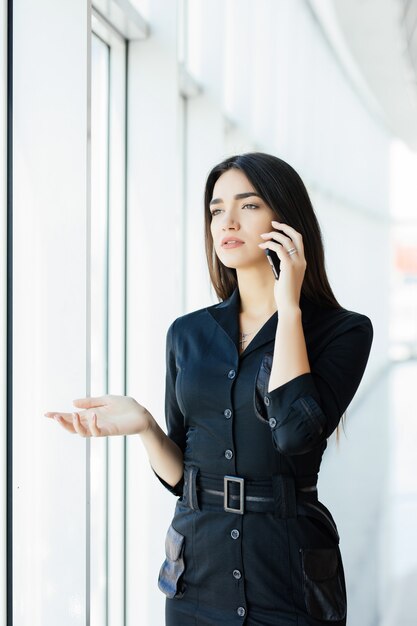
[239,327,261,350]
[239,309,277,351]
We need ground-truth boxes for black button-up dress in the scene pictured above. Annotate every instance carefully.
[153,286,373,625]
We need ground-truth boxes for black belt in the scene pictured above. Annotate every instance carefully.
[181,465,318,517]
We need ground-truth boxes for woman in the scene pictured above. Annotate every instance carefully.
[45,153,373,625]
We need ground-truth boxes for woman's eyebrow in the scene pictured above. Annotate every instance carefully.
[209,192,262,206]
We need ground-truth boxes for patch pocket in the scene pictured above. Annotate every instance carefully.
[158,524,186,599]
[298,501,340,544]
[253,352,273,423]
[300,547,346,621]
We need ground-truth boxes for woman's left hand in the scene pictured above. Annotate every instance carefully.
[258,220,307,312]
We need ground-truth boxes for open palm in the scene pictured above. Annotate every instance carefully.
[44,394,149,437]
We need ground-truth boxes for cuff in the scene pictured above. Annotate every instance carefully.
[262,373,327,455]
[152,467,184,497]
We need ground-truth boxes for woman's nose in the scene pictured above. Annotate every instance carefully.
[221,213,239,229]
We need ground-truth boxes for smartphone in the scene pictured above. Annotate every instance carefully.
[265,248,280,280]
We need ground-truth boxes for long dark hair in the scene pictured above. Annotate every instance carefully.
[203,152,347,438]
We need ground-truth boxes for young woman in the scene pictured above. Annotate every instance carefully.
[45,153,373,625]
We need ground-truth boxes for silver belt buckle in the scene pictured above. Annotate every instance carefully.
[224,475,245,514]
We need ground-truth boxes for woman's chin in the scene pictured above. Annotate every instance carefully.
[219,261,239,270]
[216,249,261,270]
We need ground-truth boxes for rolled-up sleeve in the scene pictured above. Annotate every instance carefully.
[261,314,373,455]
[152,319,186,497]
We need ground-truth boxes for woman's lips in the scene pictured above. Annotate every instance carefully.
[222,241,244,249]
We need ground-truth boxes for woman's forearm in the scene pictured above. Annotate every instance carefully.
[139,412,184,488]
[268,307,311,393]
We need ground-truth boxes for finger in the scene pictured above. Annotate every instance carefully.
[48,411,86,422]
[271,221,304,250]
[271,220,297,234]
[72,396,107,409]
[72,412,89,437]
[45,411,80,417]
[261,240,302,263]
[54,415,76,434]
[88,412,101,437]
[266,224,305,259]
[258,241,289,262]
[260,231,292,247]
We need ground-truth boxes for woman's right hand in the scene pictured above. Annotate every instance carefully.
[44,394,151,438]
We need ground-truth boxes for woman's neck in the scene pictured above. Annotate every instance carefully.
[236,273,277,318]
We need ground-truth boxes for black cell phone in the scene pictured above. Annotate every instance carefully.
[265,248,280,280]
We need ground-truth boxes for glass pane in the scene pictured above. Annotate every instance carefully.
[90,32,110,626]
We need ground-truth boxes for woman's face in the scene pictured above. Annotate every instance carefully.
[209,168,278,271]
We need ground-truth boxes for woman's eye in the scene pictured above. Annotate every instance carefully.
[210,203,258,217]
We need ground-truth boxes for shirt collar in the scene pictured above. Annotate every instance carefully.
[205,286,316,359]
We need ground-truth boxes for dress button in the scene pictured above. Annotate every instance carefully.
[269,417,277,428]
[237,606,246,617]
[231,529,240,539]
[233,569,242,579]
[264,395,270,406]
[228,369,236,379]
[224,408,232,419]
[225,449,233,460]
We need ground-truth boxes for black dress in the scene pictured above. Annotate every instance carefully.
[153,286,373,625]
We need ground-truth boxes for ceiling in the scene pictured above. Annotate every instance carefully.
[309,0,417,151]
